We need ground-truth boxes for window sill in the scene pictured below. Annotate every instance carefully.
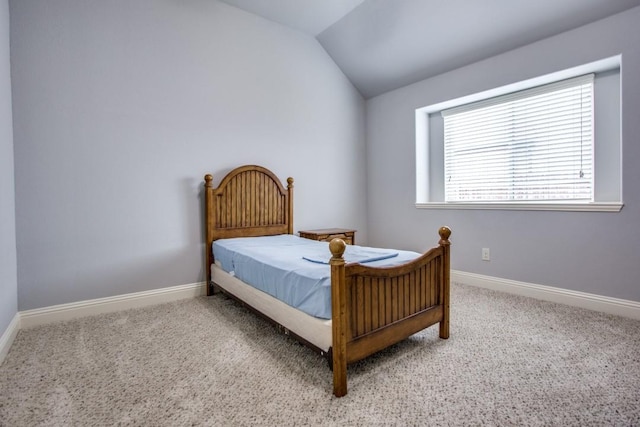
[415,202,623,212]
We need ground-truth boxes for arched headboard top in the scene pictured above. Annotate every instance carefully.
[204,164,294,247]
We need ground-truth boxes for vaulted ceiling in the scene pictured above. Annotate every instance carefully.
[219,0,640,98]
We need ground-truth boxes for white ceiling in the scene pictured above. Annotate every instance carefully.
[219,0,366,36]
[220,0,640,98]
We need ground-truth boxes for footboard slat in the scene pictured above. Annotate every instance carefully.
[429,266,438,305]
[385,280,392,325]
[413,273,418,312]
[371,277,379,331]
[398,274,404,317]
[390,276,396,320]
[356,277,364,336]
[378,279,386,327]
[364,277,372,334]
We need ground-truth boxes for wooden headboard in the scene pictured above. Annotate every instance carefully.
[204,165,294,293]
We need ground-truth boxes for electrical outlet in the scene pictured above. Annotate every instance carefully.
[482,248,490,261]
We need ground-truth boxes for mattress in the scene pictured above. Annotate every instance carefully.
[212,234,421,319]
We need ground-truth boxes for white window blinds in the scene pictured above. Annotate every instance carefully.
[442,74,594,202]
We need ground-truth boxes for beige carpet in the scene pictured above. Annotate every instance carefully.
[1,283,639,426]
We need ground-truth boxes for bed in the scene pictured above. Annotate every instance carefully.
[204,165,451,397]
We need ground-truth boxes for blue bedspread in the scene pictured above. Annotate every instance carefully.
[213,234,420,319]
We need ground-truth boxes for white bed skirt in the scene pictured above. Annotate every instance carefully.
[211,263,332,352]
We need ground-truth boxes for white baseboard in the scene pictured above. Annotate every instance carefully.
[0,313,20,365]
[452,270,640,320]
[20,282,207,329]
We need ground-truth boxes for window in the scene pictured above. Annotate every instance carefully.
[442,75,593,203]
[415,56,623,212]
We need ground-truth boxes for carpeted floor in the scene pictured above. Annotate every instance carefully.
[1,283,639,426]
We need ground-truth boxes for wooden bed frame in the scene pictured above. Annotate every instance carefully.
[204,165,451,397]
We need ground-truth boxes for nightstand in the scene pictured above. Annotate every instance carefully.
[299,228,356,245]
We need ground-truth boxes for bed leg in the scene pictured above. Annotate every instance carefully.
[438,226,451,339]
[208,282,221,296]
[333,355,347,397]
[439,318,449,339]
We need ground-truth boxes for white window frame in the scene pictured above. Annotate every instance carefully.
[415,56,623,212]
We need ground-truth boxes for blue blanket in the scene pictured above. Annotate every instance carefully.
[302,246,398,264]
[213,235,420,319]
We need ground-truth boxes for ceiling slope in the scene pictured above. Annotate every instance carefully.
[220,0,640,98]
[219,0,366,36]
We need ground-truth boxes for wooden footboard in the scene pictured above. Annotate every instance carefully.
[330,227,451,397]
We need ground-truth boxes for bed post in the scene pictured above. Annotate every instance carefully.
[287,177,294,235]
[438,226,452,339]
[329,238,348,397]
[204,174,215,296]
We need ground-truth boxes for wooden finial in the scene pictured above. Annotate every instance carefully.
[438,226,451,246]
[287,177,294,188]
[329,238,346,259]
[204,174,213,187]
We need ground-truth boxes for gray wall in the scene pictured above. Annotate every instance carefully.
[366,7,640,302]
[0,0,16,333]
[11,0,366,310]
